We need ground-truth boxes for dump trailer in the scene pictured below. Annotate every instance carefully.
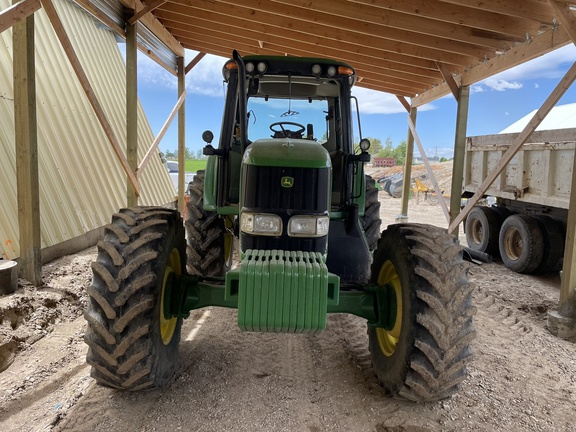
[84,51,474,401]
[463,128,575,274]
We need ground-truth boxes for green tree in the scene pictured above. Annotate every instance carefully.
[393,140,407,166]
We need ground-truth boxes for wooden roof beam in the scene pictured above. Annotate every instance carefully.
[160,2,476,66]
[128,0,166,25]
[548,0,576,43]
[209,0,497,58]
[157,11,448,74]
[436,61,460,101]
[273,0,513,49]
[163,20,442,84]
[0,0,40,34]
[437,0,555,24]
[350,0,542,39]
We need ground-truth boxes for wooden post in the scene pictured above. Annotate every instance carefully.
[399,107,417,219]
[126,11,138,206]
[177,56,186,214]
[13,8,41,285]
[449,85,470,235]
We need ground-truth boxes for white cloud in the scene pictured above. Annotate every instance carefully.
[483,78,523,91]
[505,111,510,116]
[118,44,228,97]
[485,44,576,82]
[471,85,485,93]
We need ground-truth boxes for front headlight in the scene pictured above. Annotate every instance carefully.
[240,212,282,236]
[288,215,329,237]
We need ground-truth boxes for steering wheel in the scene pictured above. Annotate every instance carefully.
[270,121,306,138]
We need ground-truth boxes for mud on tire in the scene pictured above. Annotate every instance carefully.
[186,170,232,276]
[368,223,476,402]
[84,207,185,390]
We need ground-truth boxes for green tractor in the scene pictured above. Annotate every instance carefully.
[84,51,475,401]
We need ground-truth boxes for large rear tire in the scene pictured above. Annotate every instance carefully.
[532,215,564,274]
[498,214,544,274]
[368,224,475,402]
[85,207,185,390]
[362,175,382,252]
[186,170,233,276]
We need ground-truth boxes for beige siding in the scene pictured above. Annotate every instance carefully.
[0,0,177,260]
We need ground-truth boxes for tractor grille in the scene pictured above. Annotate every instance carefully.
[241,165,330,253]
[242,165,329,212]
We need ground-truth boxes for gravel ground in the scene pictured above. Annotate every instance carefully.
[1,190,575,431]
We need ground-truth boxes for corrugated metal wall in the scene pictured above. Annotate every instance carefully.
[0,0,177,260]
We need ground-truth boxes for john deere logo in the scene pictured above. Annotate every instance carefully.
[281,176,294,188]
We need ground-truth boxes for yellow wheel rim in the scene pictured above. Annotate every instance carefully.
[160,248,181,345]
[375,260,403,357]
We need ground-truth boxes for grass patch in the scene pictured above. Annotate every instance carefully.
[184,159,207,172]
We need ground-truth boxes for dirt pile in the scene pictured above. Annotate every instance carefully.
[0,249,92,373]
[367,160,454,196]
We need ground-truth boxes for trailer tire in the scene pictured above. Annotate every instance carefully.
[499,214,544,274]
[533,215,564,273]
[368,224,475,402]
[363,175,382,251]
[186,170,233,276]
[465,206,500,256]
[85,207,185,390]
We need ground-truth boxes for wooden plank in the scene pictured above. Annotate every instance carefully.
[161,14,444,78]
[128,0,166,25]
[160,1,477,66]
[177,56,186,214]
[230,0,495,59]
[449,85,470,233]
[0,0,40,34]
[448,59,576,233]
[468,128,576,148]
[548,0,576,44]
[407,116,451,222]
[13,10,41,284]
[41,0,141,196]
[413,28,571,106]
[438,0,555,24]
[184,52,206,75]
[119,0,183,57]
[138,91,186,175]
[126,15,138,206]
[436,61,460,101]
[350,0,540,38]
[396,96,411,113]
[400,107,418,218]
[271,0,509,48]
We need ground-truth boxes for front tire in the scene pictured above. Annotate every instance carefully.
[368,224,475,401]
[85,207,185,390]
[186,170,233,276]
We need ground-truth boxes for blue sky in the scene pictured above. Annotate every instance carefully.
[127,44,576,159]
